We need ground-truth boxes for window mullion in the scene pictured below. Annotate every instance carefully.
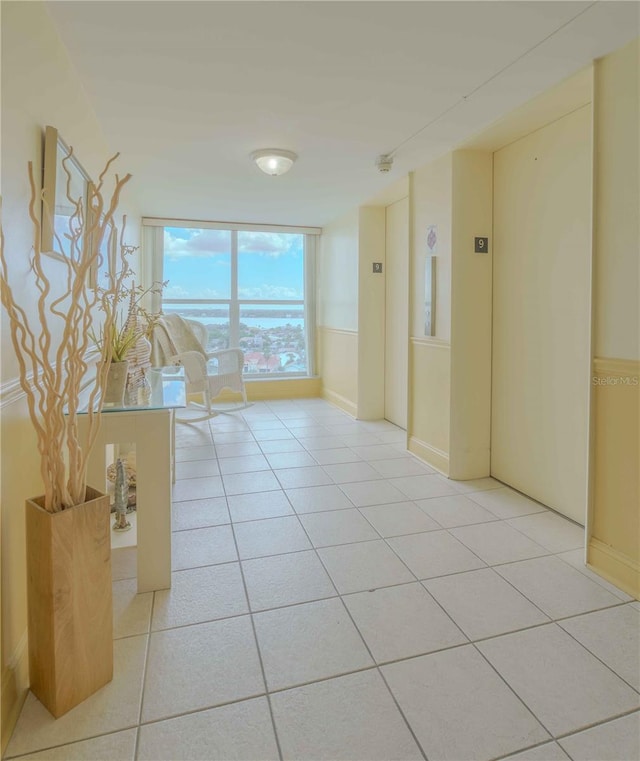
[230,230,239,347]
[304,235,315,376]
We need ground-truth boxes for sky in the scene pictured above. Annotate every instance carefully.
[163,227,304,302]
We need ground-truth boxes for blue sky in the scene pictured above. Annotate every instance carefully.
[163,227,304,301]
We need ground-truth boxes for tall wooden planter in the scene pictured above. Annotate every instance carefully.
[26,486,113,718]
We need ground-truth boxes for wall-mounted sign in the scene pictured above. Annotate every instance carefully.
[373,262,383,273]
[474,237,489,253]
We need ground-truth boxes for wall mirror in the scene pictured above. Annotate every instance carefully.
[41,125,91,259]
[425,255,436,337]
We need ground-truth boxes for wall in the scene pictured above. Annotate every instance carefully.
[357,207,385,420]
[384,197,409,429]
[408,155,453,472]
[316,209,359,415]
[1,2,141,748]
[588,38,640,597]
[449,151,493,479]
[407,151,493,477]
[592,40,639,361]
[318,181,408,423]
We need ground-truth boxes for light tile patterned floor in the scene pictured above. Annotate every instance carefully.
[5,399,639,761]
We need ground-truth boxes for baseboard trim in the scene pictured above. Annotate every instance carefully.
[587,537,639,599]
[1,632,29,755]
[214,377,322,402]
[408,436,450,475]
[322,388,357,418]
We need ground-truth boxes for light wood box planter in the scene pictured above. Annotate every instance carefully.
[26,487,113,718]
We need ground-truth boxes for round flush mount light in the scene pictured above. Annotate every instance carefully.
[251,149,297,176]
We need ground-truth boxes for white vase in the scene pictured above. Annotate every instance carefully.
[104,360,129,407]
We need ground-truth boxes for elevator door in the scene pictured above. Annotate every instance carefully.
[491,106,591,523]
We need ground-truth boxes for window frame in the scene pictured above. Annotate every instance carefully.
[143,218,319,378]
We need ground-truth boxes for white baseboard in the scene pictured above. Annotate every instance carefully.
[322,388,357,418]
[408,436,450,475]
[1,631,29,754]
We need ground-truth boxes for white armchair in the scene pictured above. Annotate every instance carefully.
[152,314,249,419]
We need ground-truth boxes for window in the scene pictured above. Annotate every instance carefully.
[147,221,317,377]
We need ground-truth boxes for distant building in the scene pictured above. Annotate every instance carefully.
[243,352,281,373]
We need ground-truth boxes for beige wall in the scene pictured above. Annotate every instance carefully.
[317,328,358,416]
[407,157,453,472]
[590,359,639,596]
[1,2,141,747]
[410,155,452,341]
[357,207,385,420]
[592,38,639,360]
[384,197,409,429]
[408,339,451,472]
[317,209,359,332]
[317,206,388,420]
[316,209,359,412]
[588,38,640,597]
[407,151,493,478]
[449,151,493,479]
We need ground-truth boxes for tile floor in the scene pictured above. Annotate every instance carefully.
[5,399,639,761]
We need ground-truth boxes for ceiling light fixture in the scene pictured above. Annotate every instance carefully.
[251,148,297,176]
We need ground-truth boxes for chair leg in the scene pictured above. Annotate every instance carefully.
[204,386,252,414]
[175,389,219,422]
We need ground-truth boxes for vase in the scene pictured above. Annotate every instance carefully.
[125,333,153,406]
[104,360,129,407]
[25,486,113,717]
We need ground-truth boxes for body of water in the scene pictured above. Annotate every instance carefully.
[166,312,305,330]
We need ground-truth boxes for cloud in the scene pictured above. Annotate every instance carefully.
[164,284,228,300]
[163,228,303,260]
[164,228,231,260]
[238,231,302,258]
[238,284,302,300]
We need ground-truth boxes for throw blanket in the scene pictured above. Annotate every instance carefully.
[151,314,206,366]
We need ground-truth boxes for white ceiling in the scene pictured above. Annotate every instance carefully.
[46,1,639,227]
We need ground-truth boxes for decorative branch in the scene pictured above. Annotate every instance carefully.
[0,153,132,512]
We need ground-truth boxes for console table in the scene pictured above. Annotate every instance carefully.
[76,369,186,593]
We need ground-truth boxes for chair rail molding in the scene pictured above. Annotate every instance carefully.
[0,376,29,409]
[318,326,358,336]
[410,336,451,349]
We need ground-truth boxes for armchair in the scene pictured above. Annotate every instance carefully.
[151,314,250,419]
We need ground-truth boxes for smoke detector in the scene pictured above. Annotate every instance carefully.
[375,154,394,173]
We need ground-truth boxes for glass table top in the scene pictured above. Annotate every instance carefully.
[78,367,187,414]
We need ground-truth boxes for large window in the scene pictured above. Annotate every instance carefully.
[153,223,316,376]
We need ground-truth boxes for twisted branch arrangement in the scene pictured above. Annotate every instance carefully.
[0,151,132,512]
